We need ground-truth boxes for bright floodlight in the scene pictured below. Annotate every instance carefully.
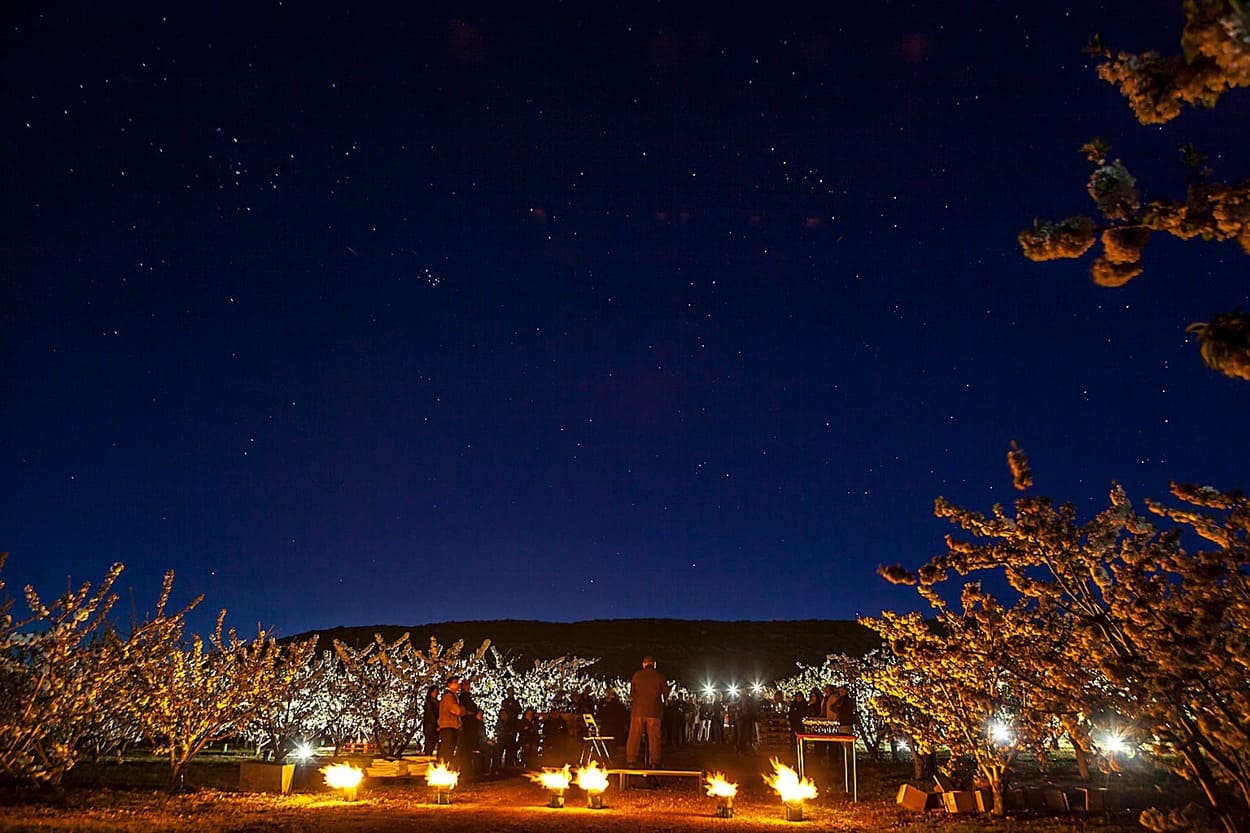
[294,742,314,762]
[751,682,763,694]
[703,683,716,695]
[1102,731,1130,755]
[727,684,739,697]
[989,721,1014,744]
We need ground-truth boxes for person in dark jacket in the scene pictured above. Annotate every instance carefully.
[626,656,668,768]
[787,691,808,741]
[517,707,540,768]
[422,686,440,755]
[456,680,484,777]
[542,709,569,764]
[735,692,758,754]
[596,688,628,751]
[498,686,522,768]
[807,688,824,717]
[834,686,855,731]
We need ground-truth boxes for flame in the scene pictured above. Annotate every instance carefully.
[575,760,610,794]
[529,764,572,791]
[705,772,738,798]
[426,762,460,789]
[763,758,818,803]
[320,763,363,790]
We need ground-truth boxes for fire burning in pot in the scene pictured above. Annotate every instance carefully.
[426,762,460,804]
[763,758,818,821]
[530,764,572,808]
[575,760,610,809]
[320,763,363,801]
[705,772,738,818]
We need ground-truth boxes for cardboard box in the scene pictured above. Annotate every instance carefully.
[974,789,994,813]
[896,783,931,812]
[1077,786,1108,812]
[238,761,295,794]
[941,790,977,814]
[1023,787,1048,812]
[1042,787,1070,813]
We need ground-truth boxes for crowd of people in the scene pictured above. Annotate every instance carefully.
[423,676,634,777]
[786,684,856,738]
[418,659,858,778]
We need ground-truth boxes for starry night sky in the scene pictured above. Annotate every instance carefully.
[3,1,1247,636]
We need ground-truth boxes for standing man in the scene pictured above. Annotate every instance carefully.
[437,677,467,764]
[498,686,522,769]
[626,655,667,768]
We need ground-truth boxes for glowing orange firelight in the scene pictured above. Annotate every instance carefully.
[705,772,738,798]
[426,762,460,789]
[530,764,572,807]
[530,764,572,791]
[575,760,609,808]
[320,763,363,800]
[576,760,609,793]
[706,771,738,818]
[426,762,459,805]
[764,758,817,803]
[764,758,817,819]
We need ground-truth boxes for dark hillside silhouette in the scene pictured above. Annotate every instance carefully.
[301,619,878,683]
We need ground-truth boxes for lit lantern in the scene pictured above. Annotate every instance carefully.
[705,771,738,818]
[320,763,363,801]
[426,762,460,805]
[529,764,572,808]
[763,758,818,822]
[575,760,610,809]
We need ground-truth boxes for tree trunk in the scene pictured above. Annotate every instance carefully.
[1074,744,1091,781]
[167,760,186,794]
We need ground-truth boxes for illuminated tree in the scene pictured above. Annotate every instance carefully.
[888,449,1250,833]
[306,649,365,753]
[130,598,311,792]
[837,649,898,763]
[332,633,490,758]
[862,587,1068,815]
[241,635,321,762]
[1018,0,1250,380]
[0,559,198,785]
[468,647,600,737]
[0,557,127,783]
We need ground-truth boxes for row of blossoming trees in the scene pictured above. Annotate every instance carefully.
[0,554,605,792]
[850,448,1249,833]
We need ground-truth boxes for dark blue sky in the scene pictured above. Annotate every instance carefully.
[3,1,1247,636]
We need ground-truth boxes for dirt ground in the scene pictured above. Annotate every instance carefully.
[0,746,1168,833]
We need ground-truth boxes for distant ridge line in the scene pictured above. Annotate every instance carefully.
[293,618,879,682]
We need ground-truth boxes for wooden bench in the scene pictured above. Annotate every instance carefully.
[338,741,376,756]
[608,768,703,789]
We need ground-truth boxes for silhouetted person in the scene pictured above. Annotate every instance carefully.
[834,686,855,731]
[542,709,569,764]
[498,686,522,768]
[517,707,540,768]
[457,680,483,777]
[422,686,440,755]
[735,692,758,754]
[788,691,807,742]
[626,655,667,768]
[597,688,627,751]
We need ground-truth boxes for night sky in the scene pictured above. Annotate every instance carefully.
[4,2,1247,637]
